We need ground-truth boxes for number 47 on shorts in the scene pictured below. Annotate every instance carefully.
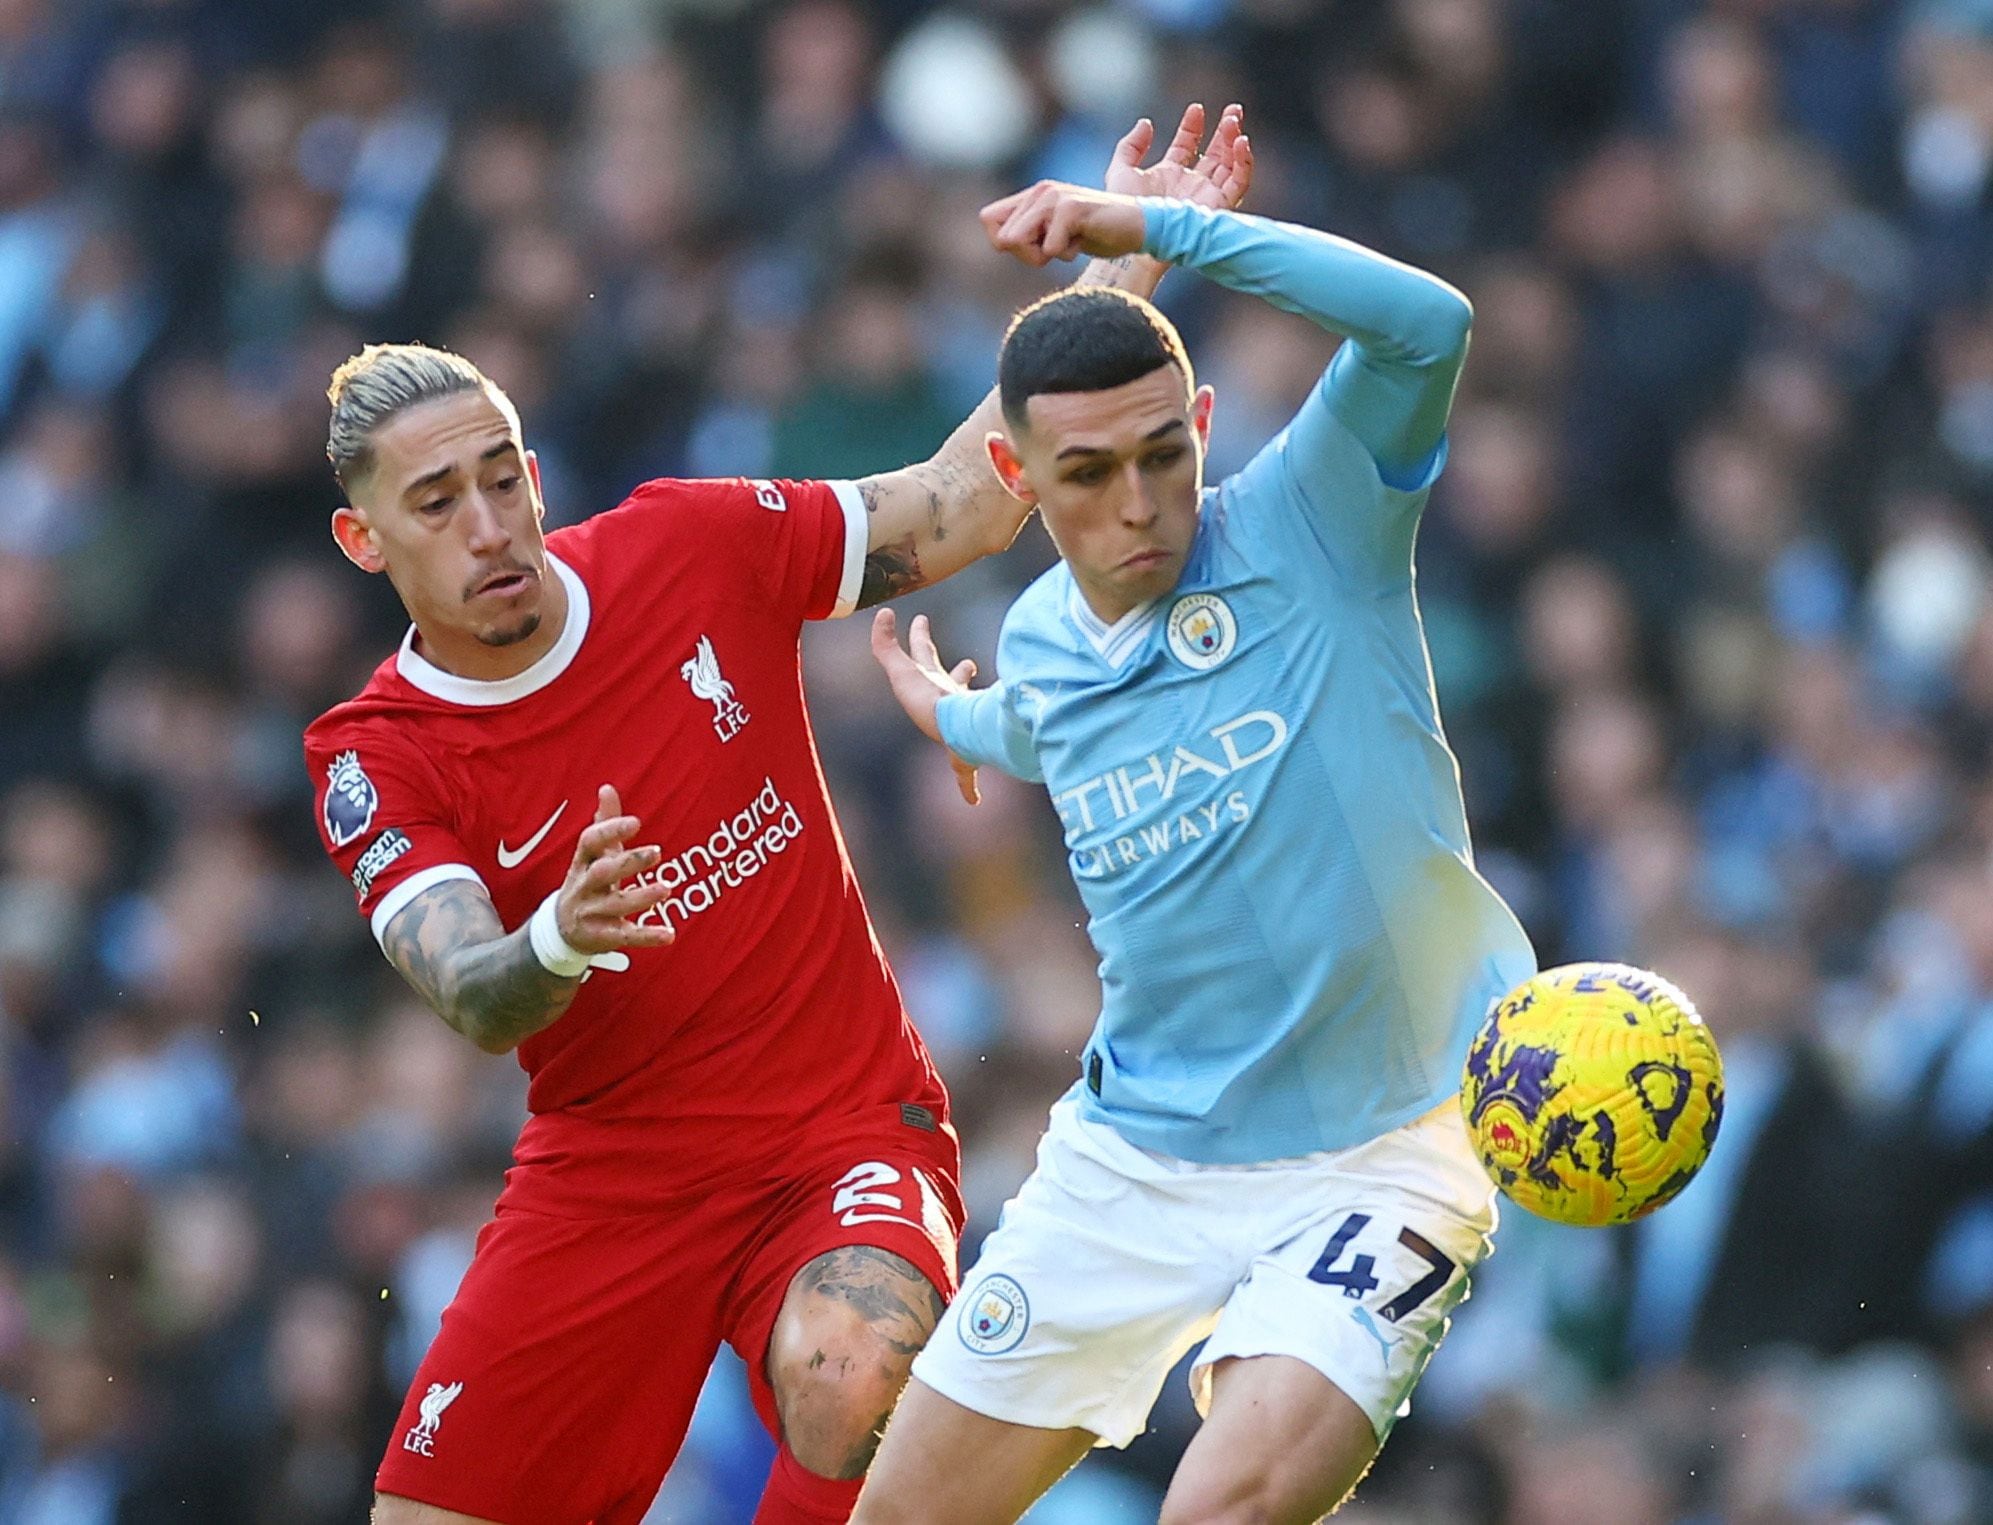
[1307,1212,1457,1322]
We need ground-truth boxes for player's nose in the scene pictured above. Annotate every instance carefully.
[1119,465,1159,527]
[462,490,512,554]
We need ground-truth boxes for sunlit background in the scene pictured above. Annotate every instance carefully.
[0,0,1990,1520]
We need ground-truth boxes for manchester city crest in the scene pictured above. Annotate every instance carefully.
[323,750,380,849]
[1166,592,1238,670]
[958,1273,1030,1355]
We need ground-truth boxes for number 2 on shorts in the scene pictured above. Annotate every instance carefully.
[831,1161,913,1227]
[1306,1212,1457,1321]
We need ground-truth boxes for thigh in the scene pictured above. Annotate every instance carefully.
[374,1207,728,1524]
[763,1244,947,1479]
[1191,1102,1497,1445]
[909,1099,1240,1452]
[730,1123,966,1441]
[851,1376,1096,1525]
[1161,1356,1378,1525]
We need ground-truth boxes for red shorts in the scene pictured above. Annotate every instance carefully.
[374,1112,962,1524]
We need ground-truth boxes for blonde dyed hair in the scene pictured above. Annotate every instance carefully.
[325,342,515,491]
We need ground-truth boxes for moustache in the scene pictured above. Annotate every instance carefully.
[464,563,537,601]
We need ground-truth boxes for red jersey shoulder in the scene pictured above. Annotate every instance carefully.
[304,685,469,915]
[549,476,861,624]
[303,659,448,787]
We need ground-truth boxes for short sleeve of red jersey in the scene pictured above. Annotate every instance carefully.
[303,722,487,949]
[616,477,868,624]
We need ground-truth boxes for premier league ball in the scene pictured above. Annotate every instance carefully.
[1460,962,1724,1227]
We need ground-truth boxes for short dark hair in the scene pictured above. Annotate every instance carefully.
[998,288,1193,433]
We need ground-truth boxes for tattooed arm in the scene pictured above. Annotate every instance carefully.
[379,785,675,1055]
[849,267,1174,608]
[381,879,582,1054]
[849,105,1253,609]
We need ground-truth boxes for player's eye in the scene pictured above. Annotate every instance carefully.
[1068,463,1111,486]
[1145,447,1186,470]
[419,494,453,515]
[493,474,522,492]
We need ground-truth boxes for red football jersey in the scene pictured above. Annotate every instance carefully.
[304,477,949,1214]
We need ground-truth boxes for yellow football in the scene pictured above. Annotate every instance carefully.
[1461,962,1724,1227]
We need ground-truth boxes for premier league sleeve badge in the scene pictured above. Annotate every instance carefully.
[323,749,381,848]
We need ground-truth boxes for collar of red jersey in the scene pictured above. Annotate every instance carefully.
[396,553,590,707]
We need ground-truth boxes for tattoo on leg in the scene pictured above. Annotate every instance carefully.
[800,1245,945,1347]
[780,1247,945,1479]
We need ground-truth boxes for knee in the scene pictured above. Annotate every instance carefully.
[769,1297,922,1479]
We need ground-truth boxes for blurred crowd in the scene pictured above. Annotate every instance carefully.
[0,0,1990,1520]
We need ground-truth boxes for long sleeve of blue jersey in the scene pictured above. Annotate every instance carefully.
[935,682,1043,783]
[1139,200,1471,490]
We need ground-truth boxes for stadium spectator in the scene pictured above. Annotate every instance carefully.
[0,1,1986,1519]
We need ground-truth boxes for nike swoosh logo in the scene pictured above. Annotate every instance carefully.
[497,801,568,869]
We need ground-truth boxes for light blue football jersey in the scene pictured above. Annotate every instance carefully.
[935,201,1538,1164]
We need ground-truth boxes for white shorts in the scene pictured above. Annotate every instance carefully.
[911,1095,1496,1448]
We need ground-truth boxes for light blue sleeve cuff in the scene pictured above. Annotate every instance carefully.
[936,686,1040,783]
[935,690,984,762]
[1140,199,1206,264]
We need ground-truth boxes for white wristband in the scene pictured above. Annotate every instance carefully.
[528,892,593,978]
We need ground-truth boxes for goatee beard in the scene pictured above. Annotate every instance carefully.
[478,611,542,648]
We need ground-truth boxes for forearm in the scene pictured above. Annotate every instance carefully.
[1139,201,1470,472]
[854,440,993,609]
[1075,251,1167,301]
[1140,201,1466,360]
[853,257,1170,607]
[382,880,579,1054]
[435,928,581,1053]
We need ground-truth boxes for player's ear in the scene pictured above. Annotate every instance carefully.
[331,504,387,574]
[526,448,545,521]
[1191,385,1215,451]
[986,431,1037,506]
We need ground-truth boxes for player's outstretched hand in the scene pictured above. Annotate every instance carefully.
[870,609,983,805]
[981,182,1148,269]
[555,785,676,953]
[1104,102,1253,212]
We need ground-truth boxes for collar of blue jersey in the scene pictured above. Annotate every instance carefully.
[1066,580,1161,670]
[396,553,590,707]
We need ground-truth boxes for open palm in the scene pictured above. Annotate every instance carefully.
[1104,103,1253,212]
